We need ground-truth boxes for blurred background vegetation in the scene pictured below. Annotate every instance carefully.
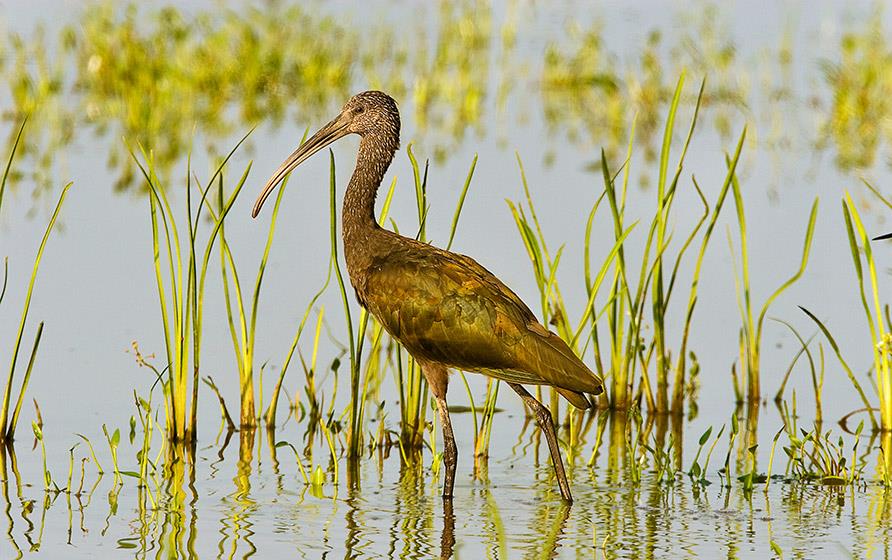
[2,1,891,198]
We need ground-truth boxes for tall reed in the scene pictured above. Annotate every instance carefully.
[0,119,71,443]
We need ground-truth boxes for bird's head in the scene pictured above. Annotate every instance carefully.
[252,90,400,218]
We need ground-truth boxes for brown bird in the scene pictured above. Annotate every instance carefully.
[252,91,603,502]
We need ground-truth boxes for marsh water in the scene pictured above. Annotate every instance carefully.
[2,1,892,558]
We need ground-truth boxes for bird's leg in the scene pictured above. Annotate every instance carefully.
[435,396,458,498]
[440,488,456,559]
[421,362,458,498]
[508,383,573,503]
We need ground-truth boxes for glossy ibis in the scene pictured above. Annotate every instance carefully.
[252,91,603,502]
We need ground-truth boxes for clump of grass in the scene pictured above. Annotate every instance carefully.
[130,133,251,442]
[509,151,632,417]
[782,421,867,484]
[571,75,744,414]
[842,187,891,430]
[727,155,819,403]
[0,119,71,444]
[209,162,287,430]
[504,76,747,419]
[798,184,892,439]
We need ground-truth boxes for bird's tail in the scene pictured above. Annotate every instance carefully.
[516,322,604,404]
[556,388,593,410]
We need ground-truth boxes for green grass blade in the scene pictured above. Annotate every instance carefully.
[447,154,477,250]
[754,198,819,344]
[0,116,27,219]
[658,72,686,201]
[799,306,878,430]
[6,322,43,440]
[0,257,8,307]
[327,150,360,456]
[572,222,638,346]
[1,182,71,439]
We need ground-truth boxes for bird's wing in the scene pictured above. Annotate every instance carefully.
[363,246,532,373]
[361,244,602,395]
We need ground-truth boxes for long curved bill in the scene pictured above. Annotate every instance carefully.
[252,112,351,218]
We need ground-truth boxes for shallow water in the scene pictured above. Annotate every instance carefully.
[2,1,892,558]
[4,411,892,558]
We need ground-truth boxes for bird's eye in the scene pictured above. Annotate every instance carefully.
[354,106,365,115]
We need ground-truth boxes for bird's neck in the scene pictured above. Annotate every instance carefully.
[342,132,398,280]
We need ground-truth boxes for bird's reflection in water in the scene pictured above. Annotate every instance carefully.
[440,498,456,559]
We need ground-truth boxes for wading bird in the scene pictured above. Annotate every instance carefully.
[252,91,602,502]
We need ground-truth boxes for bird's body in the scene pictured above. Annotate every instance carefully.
[353,232,600,407]
[253,91,602,502]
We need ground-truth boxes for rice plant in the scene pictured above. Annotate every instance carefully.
[131,132,251,442]
[0,119,71,444]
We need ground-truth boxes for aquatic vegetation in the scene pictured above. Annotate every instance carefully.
[531,76,745,414]
[74,3,353,191]
[101,424,121,486]
[132,135,250,442]
[727,162,819,404]
[781,401,868,485]
[211,160,288,430]
[7,2,892,553]
[802,186,892,436]
[819,9,892,170]
[3,1,499,196]
[30,421,51,491]
[541,7,749,167]
[0,120,70,444]
[3,0,888,208]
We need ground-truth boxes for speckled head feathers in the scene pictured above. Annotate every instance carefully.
[342,90,401,139]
